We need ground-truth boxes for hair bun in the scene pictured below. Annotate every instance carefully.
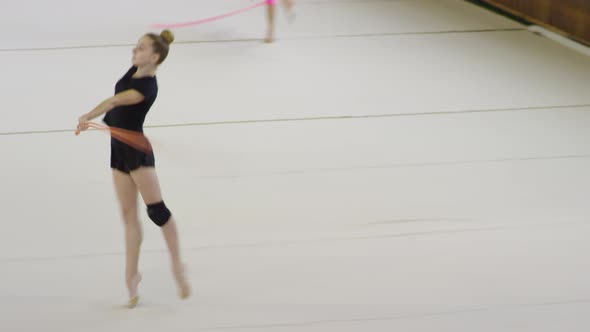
[160,30,175,45]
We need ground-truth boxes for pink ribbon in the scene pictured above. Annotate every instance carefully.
[151,0,270,29]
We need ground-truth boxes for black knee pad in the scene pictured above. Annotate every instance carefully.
[147,201,171,227]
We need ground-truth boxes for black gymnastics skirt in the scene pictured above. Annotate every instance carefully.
[110,137,155,173]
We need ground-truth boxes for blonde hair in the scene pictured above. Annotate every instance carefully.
[146,30,175,65]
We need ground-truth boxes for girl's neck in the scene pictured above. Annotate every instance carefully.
[134,65,157,78]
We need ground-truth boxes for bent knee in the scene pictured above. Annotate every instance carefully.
[147,201,172,227]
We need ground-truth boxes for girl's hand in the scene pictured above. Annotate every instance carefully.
[75,115,90,135]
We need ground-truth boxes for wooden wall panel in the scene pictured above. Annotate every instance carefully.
[477,0,590,45]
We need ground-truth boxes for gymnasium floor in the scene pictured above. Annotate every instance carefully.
[1,0,590,331]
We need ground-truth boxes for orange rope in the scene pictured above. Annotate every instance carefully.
[76,122,153,153]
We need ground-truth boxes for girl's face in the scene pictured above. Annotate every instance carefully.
[132,36,159,67]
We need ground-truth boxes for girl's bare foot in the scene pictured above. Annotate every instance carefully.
[265,30,274,43]
[127,272,142,308]
[173,264,191,299]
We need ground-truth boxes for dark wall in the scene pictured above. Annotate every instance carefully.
[478,0,590,45]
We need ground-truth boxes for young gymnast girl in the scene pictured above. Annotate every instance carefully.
[265,0,295,43]
[76,29,190,308]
